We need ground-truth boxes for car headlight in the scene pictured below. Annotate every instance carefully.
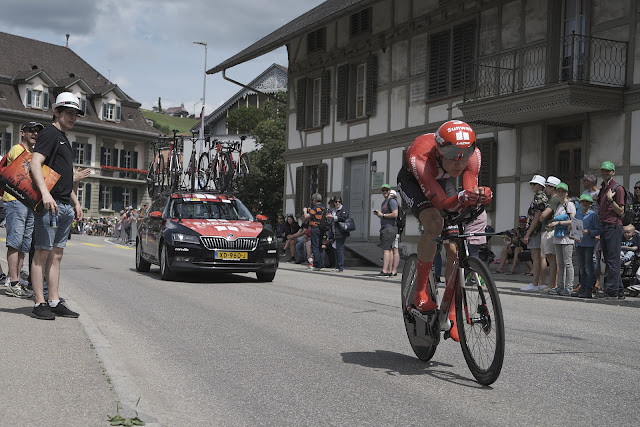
[259,235,274,245]
[172,233,200,244]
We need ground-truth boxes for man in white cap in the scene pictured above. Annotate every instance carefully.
[538,176,561,292]
[522,175,548,291]
[30,92,84,320]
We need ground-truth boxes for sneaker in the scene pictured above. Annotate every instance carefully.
[521,283,539,292]
[1,274,9,289]
[31,303,55,320]
[391,273,398,277]
[558,288,571,296]
[375,271,389,278]
[333,268,343,272]
[306,265,313,270]
[5,283,34,299]
[287,257,296,263]
[547,288,560,295]
[578,292,593,299]
[48,302,79,318]
[617,292,626,300]
[312,267,325,271]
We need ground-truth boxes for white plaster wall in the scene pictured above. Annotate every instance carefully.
[390,86,407,131]
[389,147,404,187]
[589,113,625,170]
[411,34,428,76]
[349,123,367,140]
[285,199,296,216]
[631,110,640,166]
[370,193,386,235]
[636,21,640,85]
[480,7,499,56]
[369,90,389,136]
[334,120,348,142]
[378,48,391,87]
[428,104,448,123]
[306,131,322,147]
[451,101,463,119]
[497,129,517,177]
[372,150,388,184]
[519,180,533,218]
[520,124,543,175]
[495,182,516,233]
[288,114,302,149]
[592,0,629,25]
[630,173,640,190]
[332,157,343,191]
[372,0,392,33]
[392,40,409,82]
[413,0,439,17]
[408,80,426,128]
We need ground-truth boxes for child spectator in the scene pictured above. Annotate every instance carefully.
[620,224,639,263]
[548,182,576,296]
[573,194,600,298]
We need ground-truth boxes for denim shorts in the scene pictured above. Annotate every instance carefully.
[5,200,35,253]
[33,203,74,250]
[380,225,398,250]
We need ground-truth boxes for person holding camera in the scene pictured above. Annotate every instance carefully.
[302,193,325,271]
[374,184,398,278]
[326,196,349,272]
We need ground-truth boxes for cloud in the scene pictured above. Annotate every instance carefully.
[0,1,100,35]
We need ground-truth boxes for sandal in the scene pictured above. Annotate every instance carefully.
[496,270,503,274]
[524,272,533,276]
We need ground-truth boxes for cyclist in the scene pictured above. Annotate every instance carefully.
[397,120,492,339]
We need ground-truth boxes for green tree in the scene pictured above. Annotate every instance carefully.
[229,93,286,226]
[158,97,162,112]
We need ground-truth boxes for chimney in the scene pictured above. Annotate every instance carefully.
[65,33,70,48]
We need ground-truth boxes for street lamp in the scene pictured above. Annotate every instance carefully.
[193,41,207,155]
[193,98,202,118]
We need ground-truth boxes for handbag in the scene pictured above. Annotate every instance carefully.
[339,217,356,232]
[0,143,61,214]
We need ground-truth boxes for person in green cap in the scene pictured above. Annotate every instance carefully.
[547,183,576,296]
[598,160,625,298]
[572,193,600,298]
[373,183,398,277]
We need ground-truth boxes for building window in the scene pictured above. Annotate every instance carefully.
[102,101,121,122]
[73,141,92,165]
[428,22,476,99]
[81,98,87,116]
[296,71,330,130]
[106,104,115,120]
[74,143,85,164]
[123,188,131,208]
[102,147,112,166]
[101,186,111,210]
[307,27,326,54]
[294,163,328,217]
[350,8,371,39]
[123,151,132,169]
[1,132,12,156]
[26,89,49,111]
[77,183,84,207]
[33,91,42,109]
[336,55,378,122]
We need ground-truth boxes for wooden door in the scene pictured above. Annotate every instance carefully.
[553,140,581,197]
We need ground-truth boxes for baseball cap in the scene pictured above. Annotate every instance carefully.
[21,121,44,131]
[389,190,398,198]
[556,182,569,192]
[546,176,561,188]
[529,175,546,187]
[579,194,593,203]
[381,183,391,190]
[518,216,527,222]
[600,161,615,171]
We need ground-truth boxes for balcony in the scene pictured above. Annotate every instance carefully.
[459,33,627,126]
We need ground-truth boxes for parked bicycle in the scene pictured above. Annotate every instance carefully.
[182,130,205,192]
[401,205,505,385]
[197,136,250,192]
[147,130,183,197]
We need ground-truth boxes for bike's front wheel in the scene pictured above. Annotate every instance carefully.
[401,254,438,361]
[456,256,505,385]
[197,153,211,190]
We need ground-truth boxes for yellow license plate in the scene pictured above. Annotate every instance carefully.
[216,251,248,260]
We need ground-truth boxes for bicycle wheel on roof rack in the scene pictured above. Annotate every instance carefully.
[197,153,211,190]
[231,153,251,192]
[147,162,156,198]
[157,154,166,194]
[169,153,181,192]
[213,152,233,192]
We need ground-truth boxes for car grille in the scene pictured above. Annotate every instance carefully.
[200,236,258,251]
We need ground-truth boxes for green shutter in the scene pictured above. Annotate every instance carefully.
[336,64,348,122]
[295,167,303,217]
[365,55,377,116]
[85,183,91,209]
[86,143,92,165]
[296,78,306,130]
[26,89,32,107]
[43,91,49,110]
[320,70,330,126]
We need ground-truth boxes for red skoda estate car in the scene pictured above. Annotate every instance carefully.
[135,191,278,281]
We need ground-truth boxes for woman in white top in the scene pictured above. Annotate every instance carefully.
[548,182,576,295]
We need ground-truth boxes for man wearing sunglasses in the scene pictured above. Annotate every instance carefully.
[397,120,492,337]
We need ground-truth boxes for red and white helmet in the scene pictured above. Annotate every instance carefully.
[434,120,476,160]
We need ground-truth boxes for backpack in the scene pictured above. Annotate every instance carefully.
[396,204,407,235]
[612,184,634,226]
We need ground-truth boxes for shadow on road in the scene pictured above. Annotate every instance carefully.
[341,349,489,389]
[0,304,33,318]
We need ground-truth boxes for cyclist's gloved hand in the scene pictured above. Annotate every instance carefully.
[457,189,479,205]
[478,187,493,205]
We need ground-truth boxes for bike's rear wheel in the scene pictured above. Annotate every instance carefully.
[157,155,166,193]
[147,162,156,198]
[197,153,211,190]
[213,152,233,192]
[169,153,181,192]
[401,254,438,361]
[232,153,251,192]
[456,256,505,385]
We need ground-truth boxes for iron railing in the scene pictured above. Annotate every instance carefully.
[464,33,627,101]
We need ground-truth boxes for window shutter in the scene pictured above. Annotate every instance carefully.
[295,166,304,217]
[133,151,138,170]
[320,70,330,126]
[113,187,123,213]
[113,149,119,168]
[99,185,103,209]
[43,91,49,110]
[350,13,359,37]
[81,99,87,116]
[102,102,107,119]
[365,55,378,116]
[296,78,306,130]
[3,133,11,155]
[72,142,78,163]
[428,31,450,98]
[318,163,328,201]
[119,150,125,168]
[116,105,121,122]
[451,23,476,92]
[476,138,497,211]
[360,8,371,33]
[307,31,316,53]
[336,65,348,122]
[101,147,106,165]
[133,188,138,208]
[86,143,92,166]
[26,89,32,107]
[85,183,91,209]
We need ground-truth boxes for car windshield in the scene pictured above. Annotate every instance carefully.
[169,198,253,221]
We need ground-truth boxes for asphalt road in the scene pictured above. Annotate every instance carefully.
[58,234,639,426]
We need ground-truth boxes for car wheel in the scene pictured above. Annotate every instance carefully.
[256,271,276,282]
[136,239,151,272]
[160,243,174,281]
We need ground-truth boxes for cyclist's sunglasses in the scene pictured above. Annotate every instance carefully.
[439,143,475,161]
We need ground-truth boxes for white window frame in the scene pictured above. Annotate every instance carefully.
[123,150,132,169]
[75,143,85,164]
[355,63,366,118]
[312,77,322,128]
[101,187,111,210]
[123,188,131,208]
[76,183,84,207]
[33,90,42,109]
[106,104,115,121]
[103,148,112,166]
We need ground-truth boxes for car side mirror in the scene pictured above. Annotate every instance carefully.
[149,211,163,219]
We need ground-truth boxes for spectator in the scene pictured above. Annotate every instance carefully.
[521,175,548,291]
[538,176,562,292]
[388,190,401,277]
[598,161,626,299]
[374,184,398,278]
[632,181,640,230]
[303,193,325,271]
[465,209,488,260]
[327,196,349,272]
[582,172,600,213]
[30,92,84,320]
[275,214,286,252]
[572,194,600,298]
[283,214,300,262]
[3,121,42,298]
[497,216,528,274]
[620,224,639,263]
[547,183,576,296]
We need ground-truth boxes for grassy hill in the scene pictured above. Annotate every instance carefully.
[141,109,199,135]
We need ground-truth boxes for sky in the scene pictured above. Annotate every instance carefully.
[0,0,326,116]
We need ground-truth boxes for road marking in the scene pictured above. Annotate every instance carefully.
[81,243,104,247]
[115,245,134,250]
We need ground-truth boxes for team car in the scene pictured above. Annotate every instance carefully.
[135,191,278,281]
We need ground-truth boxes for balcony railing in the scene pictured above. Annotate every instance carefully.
[464,33,627,102]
